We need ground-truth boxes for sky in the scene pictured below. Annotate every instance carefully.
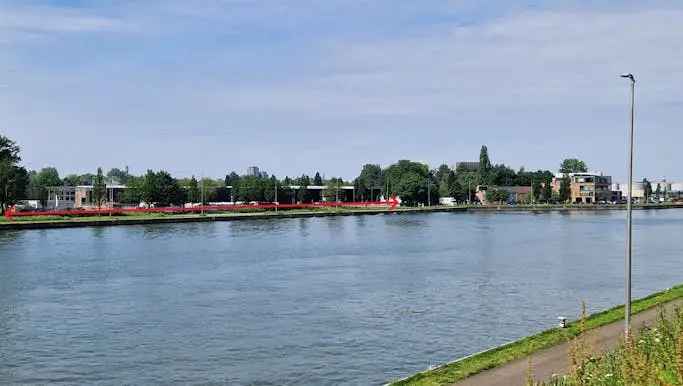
[1,0,682,182]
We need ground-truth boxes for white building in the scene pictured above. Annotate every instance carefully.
[612,182,645,199]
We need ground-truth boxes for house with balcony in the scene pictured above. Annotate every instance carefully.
[552,172,612,204]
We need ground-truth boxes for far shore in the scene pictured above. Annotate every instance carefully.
[1,202,681,230]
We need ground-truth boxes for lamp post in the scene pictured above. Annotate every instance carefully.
[620,73,635,335]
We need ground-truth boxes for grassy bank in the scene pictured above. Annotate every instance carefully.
[0,203,681,230]
[0,206,463,229]
[539,304,683,385]
[390,284,683,386]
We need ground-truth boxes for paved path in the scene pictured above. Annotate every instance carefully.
[453,299,683,386]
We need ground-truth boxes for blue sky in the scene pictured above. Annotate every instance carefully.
[1,0,682,181]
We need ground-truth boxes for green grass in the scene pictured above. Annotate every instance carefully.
[542,304,683,385]
[390,284,683,386]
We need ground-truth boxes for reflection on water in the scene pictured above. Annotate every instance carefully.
[0,210,682,385]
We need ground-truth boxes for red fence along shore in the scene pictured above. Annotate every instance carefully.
[5,200,398,220]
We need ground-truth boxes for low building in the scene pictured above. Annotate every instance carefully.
[612,182,645,201]
[74,184,127,208]
[475,185,531,205]
[46,184,128,209]
[553,172,612,204]
[45,186,76,209]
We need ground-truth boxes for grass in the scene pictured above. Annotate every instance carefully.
[538,304,683,385]
[390,284,683,386]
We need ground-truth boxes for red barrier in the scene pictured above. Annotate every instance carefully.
[6,200,398,219]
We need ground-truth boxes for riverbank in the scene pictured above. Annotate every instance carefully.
[388,284,683,386]
[1,203,682,230]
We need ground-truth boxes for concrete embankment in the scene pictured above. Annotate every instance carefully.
[0,203,681,230]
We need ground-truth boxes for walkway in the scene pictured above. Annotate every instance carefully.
[453,299,683,386]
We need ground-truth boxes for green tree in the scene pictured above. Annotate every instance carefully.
[559,175,571,203]
[106,167,130,184]
[188,176,200,203]
[156,171,184,206]
[62,174,81,186]
[140,170,159,207]
[0,163,29,214]
[28,167,61,205]
[356,164,383,201]
[296,174,312,202]
[324,177,343,202]
[435,164,451,184]
[121,175,143,205]
[446,171,465,201]
[559,158,588,174]
[531,178,542,203]
[486,188,510,204]
[263,175,277,202]
[0,135,29,214]
[489,164,516,186]
[478,145,492,185]
[383,160,430,206]
[92,167,106,208]
[313,172,323,186]
[542,176,553,203]
[236,175,264,202]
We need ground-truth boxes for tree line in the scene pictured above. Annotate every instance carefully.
[0,133,593,211]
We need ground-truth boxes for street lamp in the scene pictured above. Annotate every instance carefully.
[620,73,635,335]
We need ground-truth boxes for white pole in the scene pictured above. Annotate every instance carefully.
[621,73,635,335]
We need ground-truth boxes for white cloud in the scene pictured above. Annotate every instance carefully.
[0,5,128,40]
[2,2,682,179]
[208,6,683,116]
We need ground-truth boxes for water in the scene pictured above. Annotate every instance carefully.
[0,210,681,385]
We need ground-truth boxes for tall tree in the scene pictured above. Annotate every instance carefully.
[296,174,312,202]
[92,167,106,208]
[356,164,383,201]
[542,176,553,203]
[0,163,29,214]
[559,158,588,174]
[559,175,571,203]
[188,176,200,203]
[140,170,159,207]
[157,171,184,206]
[0,135,21,164]
[478,145,492,185]
[106,167,130,184]
[313,172,323,186]
[0,135,28,214]
[383,160,430,205]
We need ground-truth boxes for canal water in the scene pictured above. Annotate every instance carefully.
[1,210,682,385]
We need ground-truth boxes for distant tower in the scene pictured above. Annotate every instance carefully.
[246,166,260,177]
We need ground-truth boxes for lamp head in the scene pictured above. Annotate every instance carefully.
[620,73,635,82]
